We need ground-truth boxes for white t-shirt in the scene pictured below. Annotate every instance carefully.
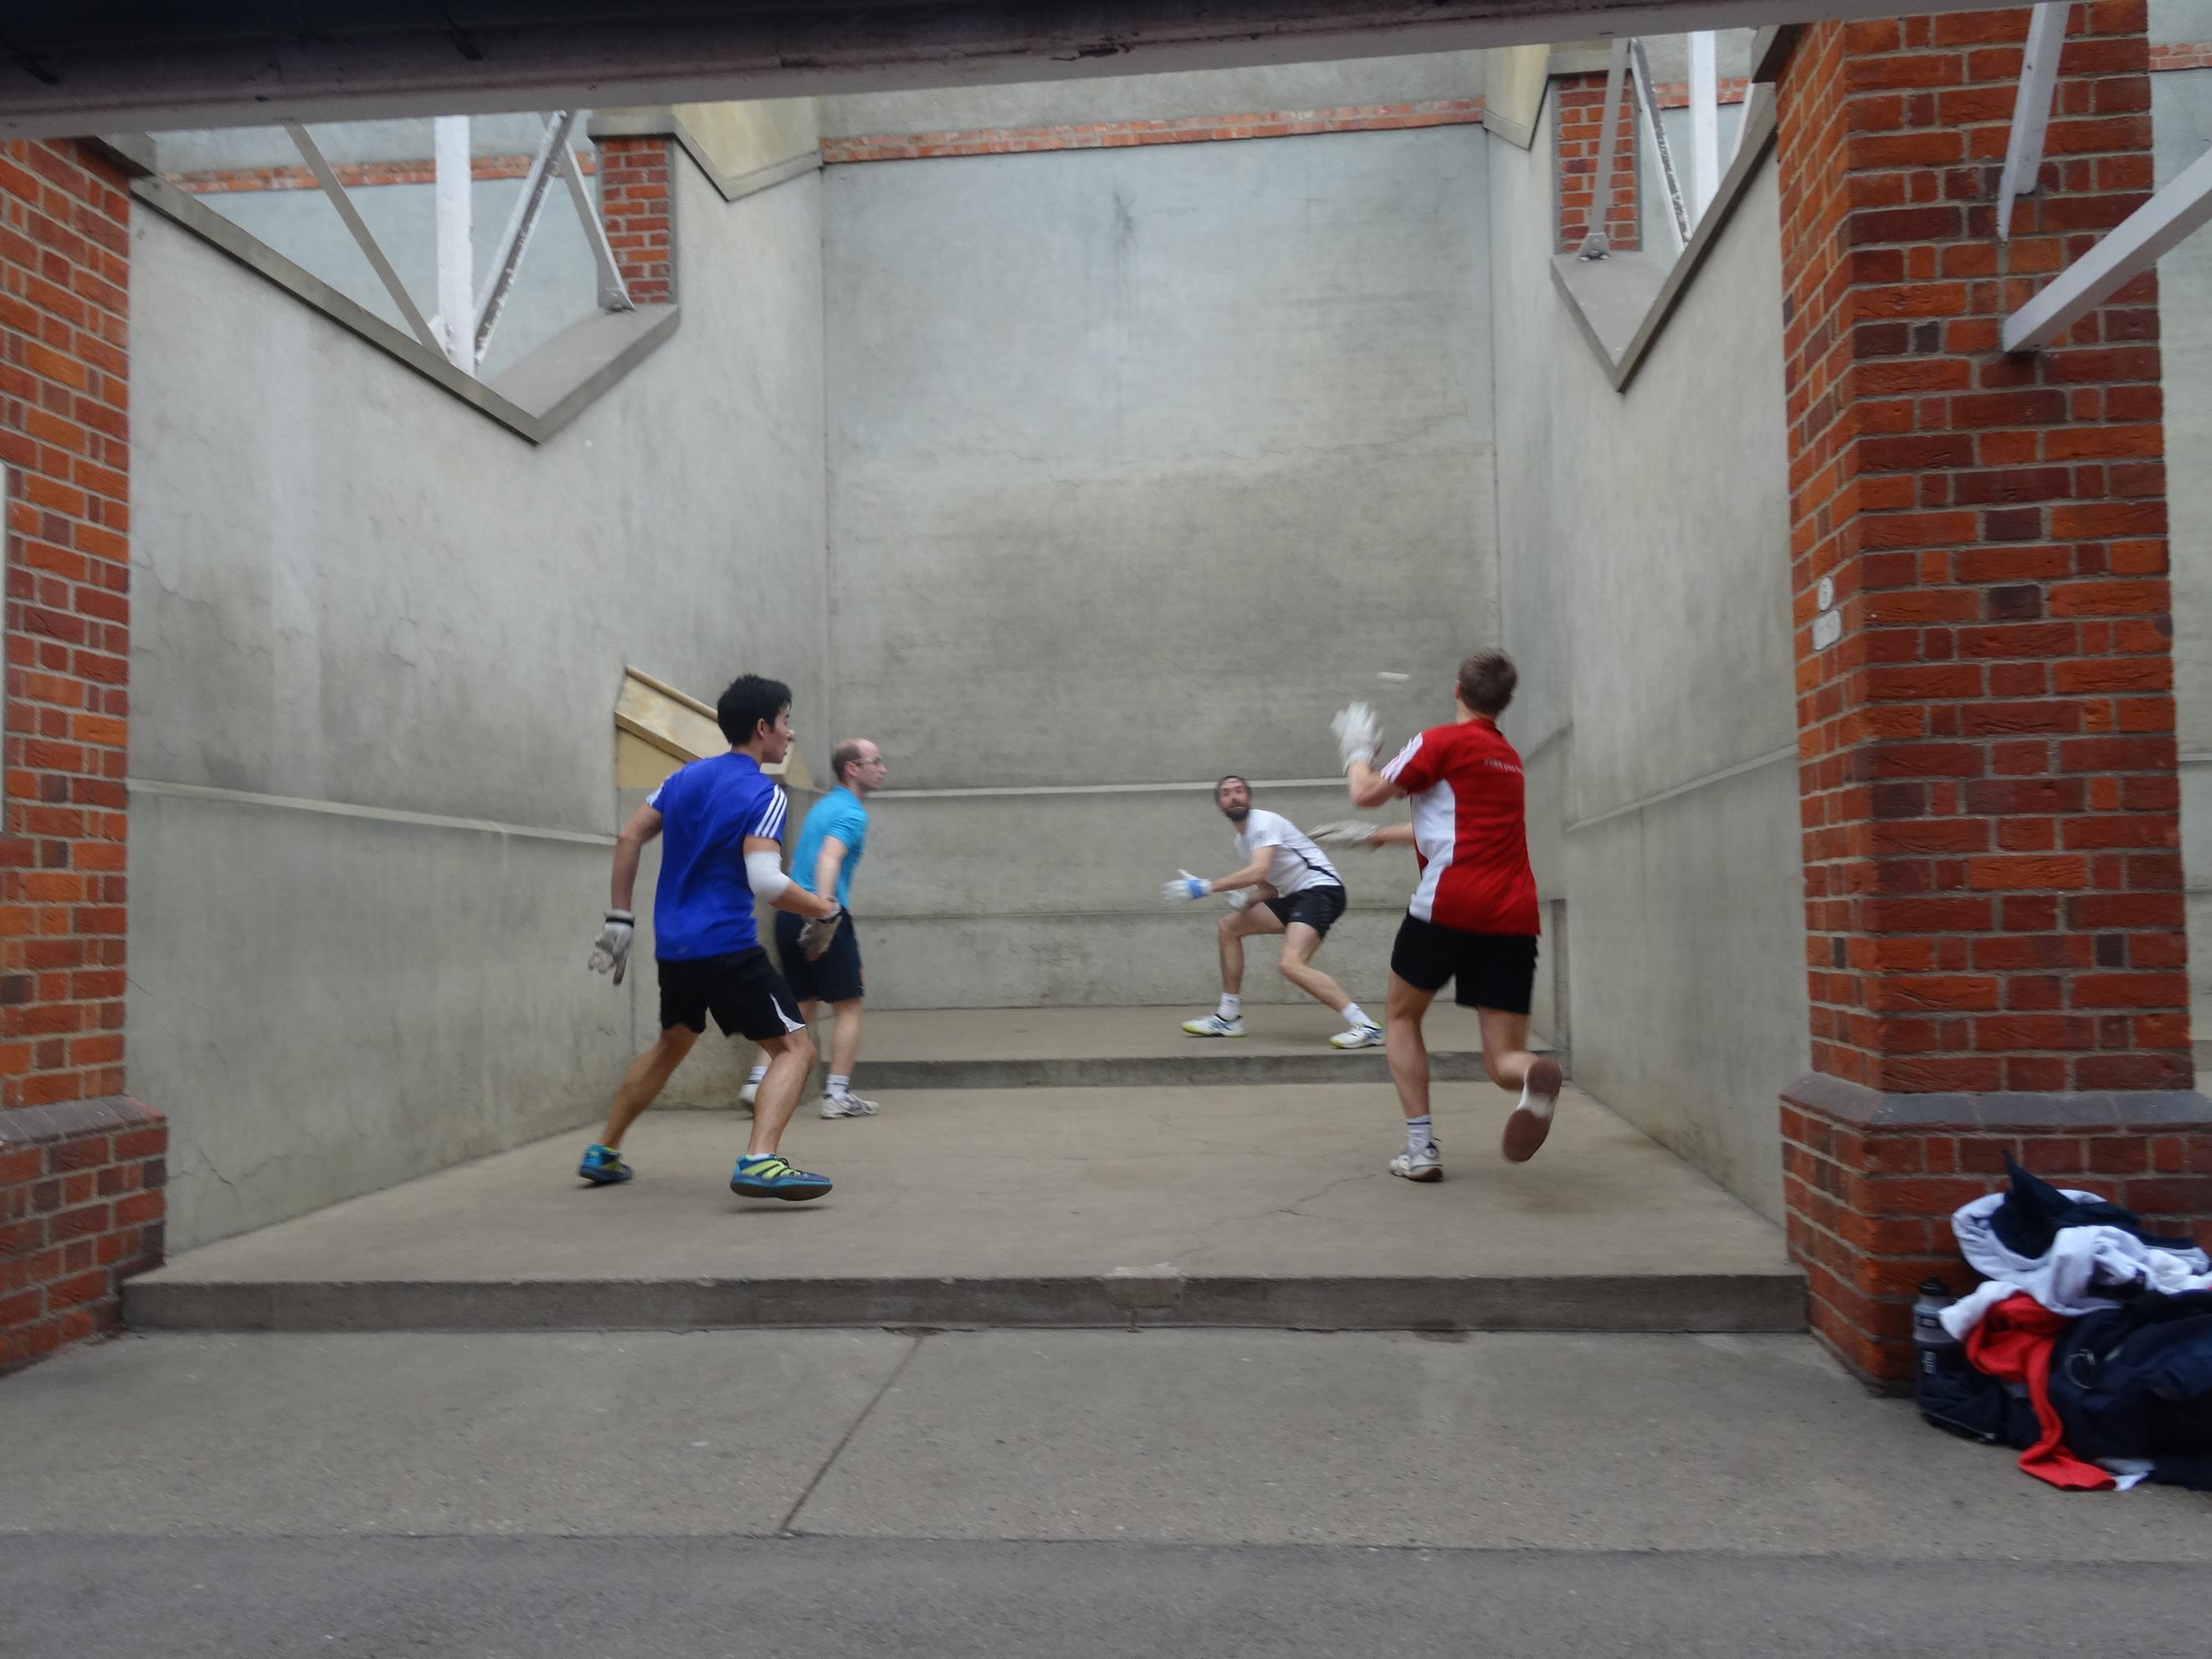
[1234,809,1344,897]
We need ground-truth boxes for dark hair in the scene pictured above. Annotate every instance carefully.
[831,739,868,784]
[1215,774,1249,795]
[1456,650,1517,717]
[716,674,792,746]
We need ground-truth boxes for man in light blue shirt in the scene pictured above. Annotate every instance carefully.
[761,737,888,1117]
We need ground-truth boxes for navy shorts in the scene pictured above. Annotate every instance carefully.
[658,948,807,1040]
[1389,915,1537,1014]
[774,907,865,1004]
[1263,883,1347,939]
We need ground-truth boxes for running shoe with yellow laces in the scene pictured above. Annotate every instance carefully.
[730,1153,834,1201]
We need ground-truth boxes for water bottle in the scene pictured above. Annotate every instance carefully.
[1912,1277,1961,1390]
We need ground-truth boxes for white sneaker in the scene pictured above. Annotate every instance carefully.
[1502,1058,1563,1164]
[1181,1014,1245,1038]
[1389,1142,1443,1183]
[1330,1022,1384,1050]
[739,1079,761,1107]
[819,1091,880,1119]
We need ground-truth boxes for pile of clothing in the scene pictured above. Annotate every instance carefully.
[1917,1153,2212,1491]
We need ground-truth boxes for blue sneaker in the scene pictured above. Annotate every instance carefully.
[577,1143,633,1185]
[730,1153,833,1202]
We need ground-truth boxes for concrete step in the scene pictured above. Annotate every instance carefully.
[129,1081,1798,1338]
[834,1005,1563,1091]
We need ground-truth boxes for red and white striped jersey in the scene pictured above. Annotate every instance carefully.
[1378,718,1541,937]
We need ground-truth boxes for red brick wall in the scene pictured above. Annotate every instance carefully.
[2,1098,164,1373]
[1773,5,2206,1383]
[0,139,160,1374]
[1555,71,1640,253]
[1,139,132,1109]
[598,136,674,305]
[1780,4,2180,1098]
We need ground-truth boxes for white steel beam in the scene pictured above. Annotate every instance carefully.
[1997,3,2067,242]
[434,116,474,370]
[557,131,634,314]
[472,110,579,365]
[283,121,440,355]
[1629,39,1691,249]
[1578,36,1632,261]
[1688,30,1720,223]
[2004,143,2212,352]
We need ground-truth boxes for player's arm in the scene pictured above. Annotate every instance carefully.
[588,803,661,984]
[1345,761,1401,810]
[812,835,849,907]
[746,835,839,919]
[1313,820,1413,849]
[608,802,661,911]
[1163,853,1271,903]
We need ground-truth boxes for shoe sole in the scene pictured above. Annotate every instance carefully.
[1391,1163,1442,1183]
[577,1171,631,1186]
[1181,1030,1245,1039]
[1502,1058,1563,1163]
[1331,1036,1383,1050]
[730,1180,834,1202]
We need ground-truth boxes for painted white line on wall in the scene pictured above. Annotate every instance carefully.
[1565,744,1798,835]
[127,777,615,846]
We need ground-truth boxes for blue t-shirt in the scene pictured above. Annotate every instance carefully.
[647,752,789,961]
[791,787,869,910]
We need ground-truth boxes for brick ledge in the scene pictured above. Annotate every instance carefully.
[1783,1073,2212,1132]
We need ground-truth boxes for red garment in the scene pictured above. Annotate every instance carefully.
[1378,718,1540,936]
[1962,1292,2113,1491]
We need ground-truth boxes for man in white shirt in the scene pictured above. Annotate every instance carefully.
[1161,775,1382,1049]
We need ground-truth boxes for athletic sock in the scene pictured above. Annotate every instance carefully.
[1404,1115,1434,1157]
[827,1074,851,1099]
[1216,994,1240,1021]
[1342,1002,1373,1030]
[746,1064,768,1086]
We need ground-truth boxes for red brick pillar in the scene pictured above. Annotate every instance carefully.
[1773,5,2212,1385]
[1555,69,1641,253]
[0,138,163,1374]
[598,136,675,304]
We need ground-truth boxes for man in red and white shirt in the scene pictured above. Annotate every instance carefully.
[1328,650,1562,1180]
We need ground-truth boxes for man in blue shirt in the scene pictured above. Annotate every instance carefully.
[578,674,846,1200]
[757,737,886,1117]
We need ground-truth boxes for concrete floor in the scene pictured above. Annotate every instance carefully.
[3,1328,2208,1656]
[126,1080,1798,1333]
[853,1004,1490,1062]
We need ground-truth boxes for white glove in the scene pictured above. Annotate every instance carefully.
[588,910,635,984]
[1332,701,1381,772]
[1310,820,1382,846]
[1224,889,1251,912]
[1161,870,1211,904]
[798,907,845,961]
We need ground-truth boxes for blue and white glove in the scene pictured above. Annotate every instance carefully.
[1161,870,1211,904]
[588,910,635,984]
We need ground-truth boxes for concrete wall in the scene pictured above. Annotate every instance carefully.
[129,157,829,1247]
[2150,59,2212,1075]
[1486,90,1804,1220]
[821,123,1498,1007]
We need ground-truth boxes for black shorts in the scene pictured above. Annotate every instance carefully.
[773,907,865,1005]
[658,948,808,1040]
[1264,882,1347,939]
[1390,914,1538,1014]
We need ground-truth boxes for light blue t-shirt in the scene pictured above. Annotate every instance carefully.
[791,787,869,909]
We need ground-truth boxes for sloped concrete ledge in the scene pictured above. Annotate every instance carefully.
[130,175,678,444]
[126,1270,1804,1335]
[1783,1071,2212,1131]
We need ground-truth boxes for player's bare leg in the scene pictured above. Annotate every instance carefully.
[1276,921,1354,1015]
[1383,973,1442,1181]
[599,1025,700,1149]
[1482,1006,1562,1163]
[746,1027,817,1158]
